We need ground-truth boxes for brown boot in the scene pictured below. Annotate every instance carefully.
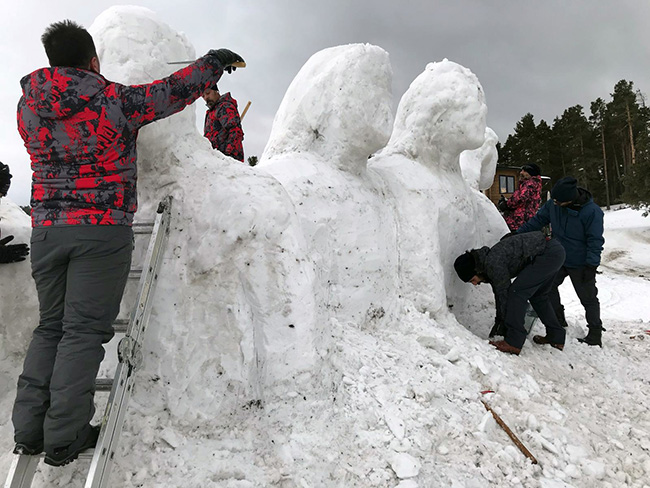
[489,340,521,356]
[532,335,564,351]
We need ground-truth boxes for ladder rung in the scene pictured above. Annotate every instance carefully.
[14,449,95,461]
[128,269,142,280]
[95,378,113,392]
[132,222,154,234]
[113,319,129,333]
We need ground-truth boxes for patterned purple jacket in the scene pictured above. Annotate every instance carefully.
[503,176,542,231]
[203,92,244,162]
[18,55,223,227]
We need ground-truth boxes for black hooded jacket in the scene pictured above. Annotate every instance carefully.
[472,231,548,323]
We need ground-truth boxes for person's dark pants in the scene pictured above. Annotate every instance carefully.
[504,239,566,349]
[549,265,602,331]
[12,225,132,451]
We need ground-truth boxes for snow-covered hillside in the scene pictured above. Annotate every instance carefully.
[1,7,649,488]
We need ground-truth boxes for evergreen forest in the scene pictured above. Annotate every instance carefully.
[498,80,650,212]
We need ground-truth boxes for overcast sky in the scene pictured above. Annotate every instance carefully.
[2,0,649,205]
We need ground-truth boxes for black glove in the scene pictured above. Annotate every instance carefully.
[0,162,11,196]
[497,196,509,212]
[582,265,597,282]
[0,235,29,263]
[206,49,245,73]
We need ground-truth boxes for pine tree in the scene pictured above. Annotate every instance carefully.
[589,98,611,209]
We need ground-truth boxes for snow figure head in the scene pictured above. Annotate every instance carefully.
[263,44,393,171]
[89,6,197,137]
[90,6,194,84]
[460,127,499,191]
[387,59,487,169]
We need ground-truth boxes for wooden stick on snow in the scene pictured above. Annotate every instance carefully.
[481,399,538,464]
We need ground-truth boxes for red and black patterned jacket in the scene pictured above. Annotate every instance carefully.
[18,56,223,227]
[503,176,542,231]
[203,92,244,162]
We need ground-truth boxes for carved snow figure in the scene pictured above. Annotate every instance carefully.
[370,60,503,320]
[89,6,319,419]
[460,127,499,192]
[260,44,400,329]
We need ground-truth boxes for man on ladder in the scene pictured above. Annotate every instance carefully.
[11,19,244,467]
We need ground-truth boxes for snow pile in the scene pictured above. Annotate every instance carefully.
[1,7,649,488]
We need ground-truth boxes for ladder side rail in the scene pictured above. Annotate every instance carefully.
[85,197,172,488]
[84,362,131,488]
[125,202,172,345]
[4,455,40,488]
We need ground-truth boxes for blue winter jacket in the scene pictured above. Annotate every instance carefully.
[517,188,604,269]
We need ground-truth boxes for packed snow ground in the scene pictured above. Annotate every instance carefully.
[1,7,649,488]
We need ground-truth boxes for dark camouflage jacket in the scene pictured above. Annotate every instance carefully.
[18,55,223,227]
[203,92,244,162]
[503,176,542,231]
[472,231,548,324]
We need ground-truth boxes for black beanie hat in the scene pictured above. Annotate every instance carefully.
[454,251,477,283]
[0,162,11,196]
[551,176,578,203]
[521,163,541,177]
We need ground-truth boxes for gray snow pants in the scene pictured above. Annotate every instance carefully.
[504,238,567,349]
[12,225,132,450]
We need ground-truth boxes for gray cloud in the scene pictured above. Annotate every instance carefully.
[2,0,649,205]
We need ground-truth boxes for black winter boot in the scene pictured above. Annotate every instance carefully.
[44,424,100,467]
[577,328,602,347]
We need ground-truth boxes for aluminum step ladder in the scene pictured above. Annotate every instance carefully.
[5,196,173,488]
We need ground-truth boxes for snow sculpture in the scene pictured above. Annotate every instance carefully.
[90,6,319,417]
[458,125,509,265]
[460,127,499,192]
[259,44,400,328]
[0,200,37,357]
[370,60,504,318]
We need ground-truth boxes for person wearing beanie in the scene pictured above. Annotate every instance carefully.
[0,161,12,197]
[497,163,543,231]
[454,232,566,355]
[517,176,605,347]
[550,176,579,203]
[202,83,245,162]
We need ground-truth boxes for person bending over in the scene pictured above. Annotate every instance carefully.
[454,232,566,355]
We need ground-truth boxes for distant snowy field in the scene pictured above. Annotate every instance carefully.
[1,6,649,488]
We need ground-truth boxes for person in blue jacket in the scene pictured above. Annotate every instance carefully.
[517,176,605,346]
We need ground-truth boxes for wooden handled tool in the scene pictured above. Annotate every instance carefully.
[481,399,538,464]
[240,101,252,121]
